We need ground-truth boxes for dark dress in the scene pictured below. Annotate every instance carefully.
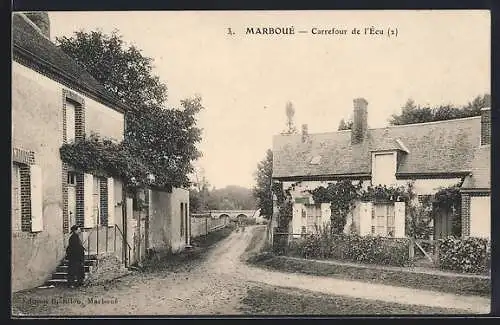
[66,232,85,286]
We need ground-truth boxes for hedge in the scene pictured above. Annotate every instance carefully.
[438,236,490,274]
[288,233,412,267]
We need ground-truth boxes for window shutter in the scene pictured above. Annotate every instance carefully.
[30,164,43,232]
[394,202,406,238]
[83,173,95,228]
[358,202,372,236]
[107,177,115,226]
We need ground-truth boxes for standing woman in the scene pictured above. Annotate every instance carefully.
[66,225,85,288]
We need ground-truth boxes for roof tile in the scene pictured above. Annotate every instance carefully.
[273,117,481,178]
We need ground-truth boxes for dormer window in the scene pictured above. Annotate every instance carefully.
[371,151,397,186]
[310,155,322,165]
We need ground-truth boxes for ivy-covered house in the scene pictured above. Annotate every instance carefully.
[12,12,193,291]
[11,12,133,291]
[272,98,491,240]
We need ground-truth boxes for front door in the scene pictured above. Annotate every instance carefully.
[68,185,77,228]
[434,209,452,240]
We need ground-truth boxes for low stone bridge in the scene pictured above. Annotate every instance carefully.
[196,210,259,220]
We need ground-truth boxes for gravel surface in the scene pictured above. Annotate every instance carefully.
[12,226,490,316]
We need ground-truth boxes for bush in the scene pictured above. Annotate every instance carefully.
[291,232,411,267]
[272,232,289,255]
[438,236,490,273]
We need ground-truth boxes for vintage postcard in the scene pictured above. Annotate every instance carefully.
[11,10,491,317]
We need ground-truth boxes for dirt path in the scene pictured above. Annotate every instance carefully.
[13,226,490,316]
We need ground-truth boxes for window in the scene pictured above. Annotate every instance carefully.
[92,176,101,225]
[12,163,21,232]
[67,172,77,186]
[310,156,322,165]
[305,204,321,233]
[387,205,395,237]
[372,152,396,186]
[66,100,76,143]
[12,162,43,232]
[373,203,395,237]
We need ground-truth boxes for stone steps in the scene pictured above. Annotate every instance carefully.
[45,254,99,286]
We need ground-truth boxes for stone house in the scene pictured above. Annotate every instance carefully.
[11,12,191,291]
[12,12,131,291]
[272,98,491,240]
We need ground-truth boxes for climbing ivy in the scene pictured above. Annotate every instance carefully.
[271,181,294,231]
[309,181,411,234]
[59,133,150,188]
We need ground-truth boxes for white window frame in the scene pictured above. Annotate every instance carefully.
[373,203,395,237]
[66,100,76,143]
[93,175,101,226]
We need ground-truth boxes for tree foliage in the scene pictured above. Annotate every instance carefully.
[389,94,490,125]
[189,184,257,213]
[57,30,202,188]
[57,30,167,111]
[253,149,273,218]
[337,118,353,131]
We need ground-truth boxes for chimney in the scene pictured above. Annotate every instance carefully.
[351,98,368,145]
[301,124,308,142]
[23,12,51,40]
[480,107,491,145]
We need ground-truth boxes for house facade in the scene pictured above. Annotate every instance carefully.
[12,13,194,289]
[272,98,491,240]
[11,12,130,291]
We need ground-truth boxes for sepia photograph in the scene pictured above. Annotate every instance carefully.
[11,10,491,316]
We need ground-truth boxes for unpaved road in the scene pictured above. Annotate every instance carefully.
[13,226,490,316]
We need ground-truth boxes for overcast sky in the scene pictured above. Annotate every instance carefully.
[47,10,490,189]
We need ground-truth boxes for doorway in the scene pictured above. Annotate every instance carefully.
[67,172,77,229]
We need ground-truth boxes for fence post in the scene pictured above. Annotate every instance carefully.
[205,217,208,235]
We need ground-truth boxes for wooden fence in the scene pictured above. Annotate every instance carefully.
[191,214,229,238]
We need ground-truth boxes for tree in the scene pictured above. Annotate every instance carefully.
[253,149,273,218]
[282,101,298,134]
[338,118,353,130]
[57,30,167,112]
[57,30,202,188]
[389,94,490,125]
[389,98,433,125]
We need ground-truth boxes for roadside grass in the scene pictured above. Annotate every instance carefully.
[239,284,470,315]
[139,224,235,273]
[247,253,490,298]
[243,225,267,254]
